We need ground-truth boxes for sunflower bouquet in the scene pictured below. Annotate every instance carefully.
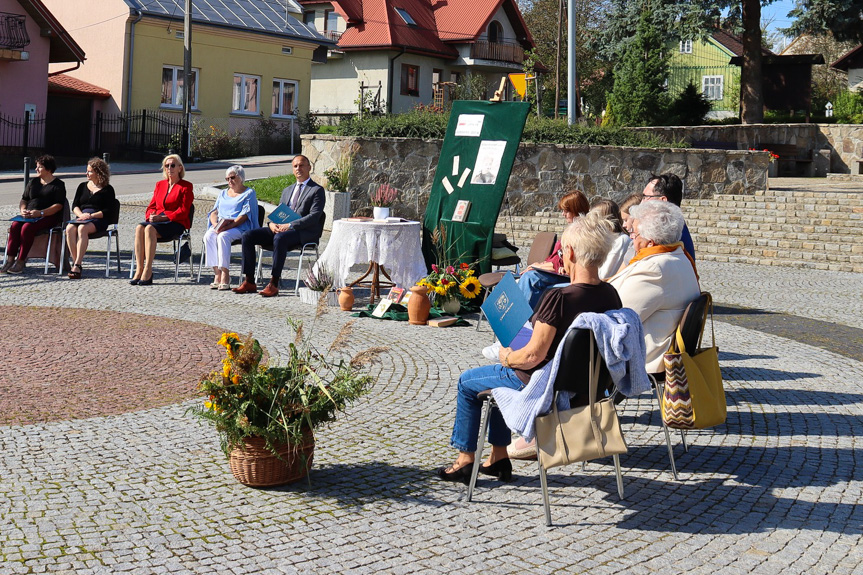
[418,262,482,305]
[188,321,375,458]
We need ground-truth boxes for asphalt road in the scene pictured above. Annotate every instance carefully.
[0,159,294,206]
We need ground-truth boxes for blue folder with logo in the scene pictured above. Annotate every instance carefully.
[268,204,301,225]
[10,215,40,223]
[480,272,534,347]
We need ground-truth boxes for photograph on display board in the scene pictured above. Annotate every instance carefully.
[471,140,507,185]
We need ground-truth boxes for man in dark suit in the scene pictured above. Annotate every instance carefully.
[234,155,326,297]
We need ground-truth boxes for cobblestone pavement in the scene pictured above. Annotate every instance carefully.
[1,201,862,574]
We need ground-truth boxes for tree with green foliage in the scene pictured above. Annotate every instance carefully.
[606,9,670,126]
[786,0,863,43]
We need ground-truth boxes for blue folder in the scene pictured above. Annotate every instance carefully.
[10,215,40,223]
[480,272,533,348]
[267,204,300,225]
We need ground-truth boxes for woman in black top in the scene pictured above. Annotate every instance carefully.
[65,158,116,279]
[1,155,66,274]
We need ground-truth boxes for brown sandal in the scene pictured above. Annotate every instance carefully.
[68,264,82,279]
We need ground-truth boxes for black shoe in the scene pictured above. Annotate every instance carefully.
[129,278,140,285]
[436,464,472,483]
[479,458,513,482]
[138,276,153,286]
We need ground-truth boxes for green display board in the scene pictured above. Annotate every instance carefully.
[421,100,530,275]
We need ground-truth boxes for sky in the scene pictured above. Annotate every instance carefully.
[762,0,797,36]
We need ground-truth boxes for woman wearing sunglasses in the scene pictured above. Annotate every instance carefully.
[202,165,259,289]
[130,154,194,285]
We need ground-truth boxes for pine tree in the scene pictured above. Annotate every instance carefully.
[606,9,670,126]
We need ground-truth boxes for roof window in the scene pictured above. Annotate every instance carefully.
[395,8,417,26]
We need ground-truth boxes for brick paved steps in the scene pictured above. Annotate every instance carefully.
[494,187,863,273]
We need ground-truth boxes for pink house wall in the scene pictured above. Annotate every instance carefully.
[0,0,51,118]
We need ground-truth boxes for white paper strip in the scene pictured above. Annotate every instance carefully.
[442,176,454,194]
[458,168,471,188]
[452,156,459,176]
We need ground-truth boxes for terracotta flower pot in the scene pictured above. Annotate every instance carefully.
[408,285,431,325]
[338,286,355,310]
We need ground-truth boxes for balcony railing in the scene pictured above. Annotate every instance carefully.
[322,29,342,43]
[470,40,524,64]
[0,12,29,51]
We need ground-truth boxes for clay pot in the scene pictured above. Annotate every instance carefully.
[408,285,431,325]
[338,286,355,311]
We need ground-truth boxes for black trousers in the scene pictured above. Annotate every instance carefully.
[241,226,301,280]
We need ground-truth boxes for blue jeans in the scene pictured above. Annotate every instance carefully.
[518,269,568,309]
[450,364,525,452]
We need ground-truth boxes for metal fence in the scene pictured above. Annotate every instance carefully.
[0,111,45,156]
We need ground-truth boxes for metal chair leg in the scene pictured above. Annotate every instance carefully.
[651,376,679,480]
[467,398,493,502]
[44,230,53,274]
[539,459,552,526]
[59,228,68,276]
[679,430,688,452]
[612,454,624,500]
[113,230,121,276]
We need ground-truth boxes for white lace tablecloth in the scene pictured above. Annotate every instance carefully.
[315,220,427,288]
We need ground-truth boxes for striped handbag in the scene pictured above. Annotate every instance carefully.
[661,297,726,429]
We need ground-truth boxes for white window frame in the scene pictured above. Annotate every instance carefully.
[679,39,692,54]
[272,79,299,118]
[702,75,723,101]
[233,73,261,115]
[160,65,199,110]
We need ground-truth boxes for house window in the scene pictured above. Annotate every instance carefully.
[401,64,419,96]
[272,79,298,117]
[432,69,442,86]
[303,11,316,29]
[488,21,503,44]
[702,75,723,100]
[233,73,260,114]
[324,9,339,31]
[160,65,198,109]
[679,39,692,54]
[395,8,416,26]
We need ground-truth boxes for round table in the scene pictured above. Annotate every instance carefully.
[315,219,427,304]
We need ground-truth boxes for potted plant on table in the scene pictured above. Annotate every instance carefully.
[370,183,399,220]
[189,321,376,487]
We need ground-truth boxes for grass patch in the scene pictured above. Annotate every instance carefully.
[246,174,295,204]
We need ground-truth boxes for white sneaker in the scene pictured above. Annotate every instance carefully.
[482,340,502,361]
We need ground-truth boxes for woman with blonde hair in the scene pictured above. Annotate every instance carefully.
[438,211,622,483]
[65,157,117,279]
[130,154,194,285]
[590,198,633,278]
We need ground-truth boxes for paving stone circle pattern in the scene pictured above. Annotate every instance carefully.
[0,198,862,574]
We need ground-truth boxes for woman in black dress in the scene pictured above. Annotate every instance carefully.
[1,155,65,274]
[64,158,117,279]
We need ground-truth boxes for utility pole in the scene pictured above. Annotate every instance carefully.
[554,0,563,119]
[566,0,576,125]
[182,0,192,160]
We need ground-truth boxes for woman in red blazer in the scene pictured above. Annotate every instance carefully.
[130,154,194,285]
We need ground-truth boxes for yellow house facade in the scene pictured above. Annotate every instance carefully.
[43,0,331,156]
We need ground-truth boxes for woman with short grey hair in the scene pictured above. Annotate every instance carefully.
[202,165,260,289]
[608,200,699,373]
[627,200,684,246]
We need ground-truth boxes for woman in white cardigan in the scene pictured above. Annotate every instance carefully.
[608,201,700,373]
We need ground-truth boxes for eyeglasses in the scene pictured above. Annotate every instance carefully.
[225,175,236,181]
[642,193,664,199]
[165,163,177,168]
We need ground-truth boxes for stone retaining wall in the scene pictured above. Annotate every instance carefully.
[639,123,863,175]
[301,134,768,220]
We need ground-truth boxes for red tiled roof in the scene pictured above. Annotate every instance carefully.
[48,74,111,98]
[711,29,773,58]
[434,0,532,47]
[311,0,533,56]
[330,0,456,57]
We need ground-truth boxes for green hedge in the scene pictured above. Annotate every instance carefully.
[336,110,680,148]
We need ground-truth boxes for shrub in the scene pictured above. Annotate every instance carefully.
[832,89,863,123]
[337,108,449,138]
[666,82,712,126]
[191,122,248,159]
